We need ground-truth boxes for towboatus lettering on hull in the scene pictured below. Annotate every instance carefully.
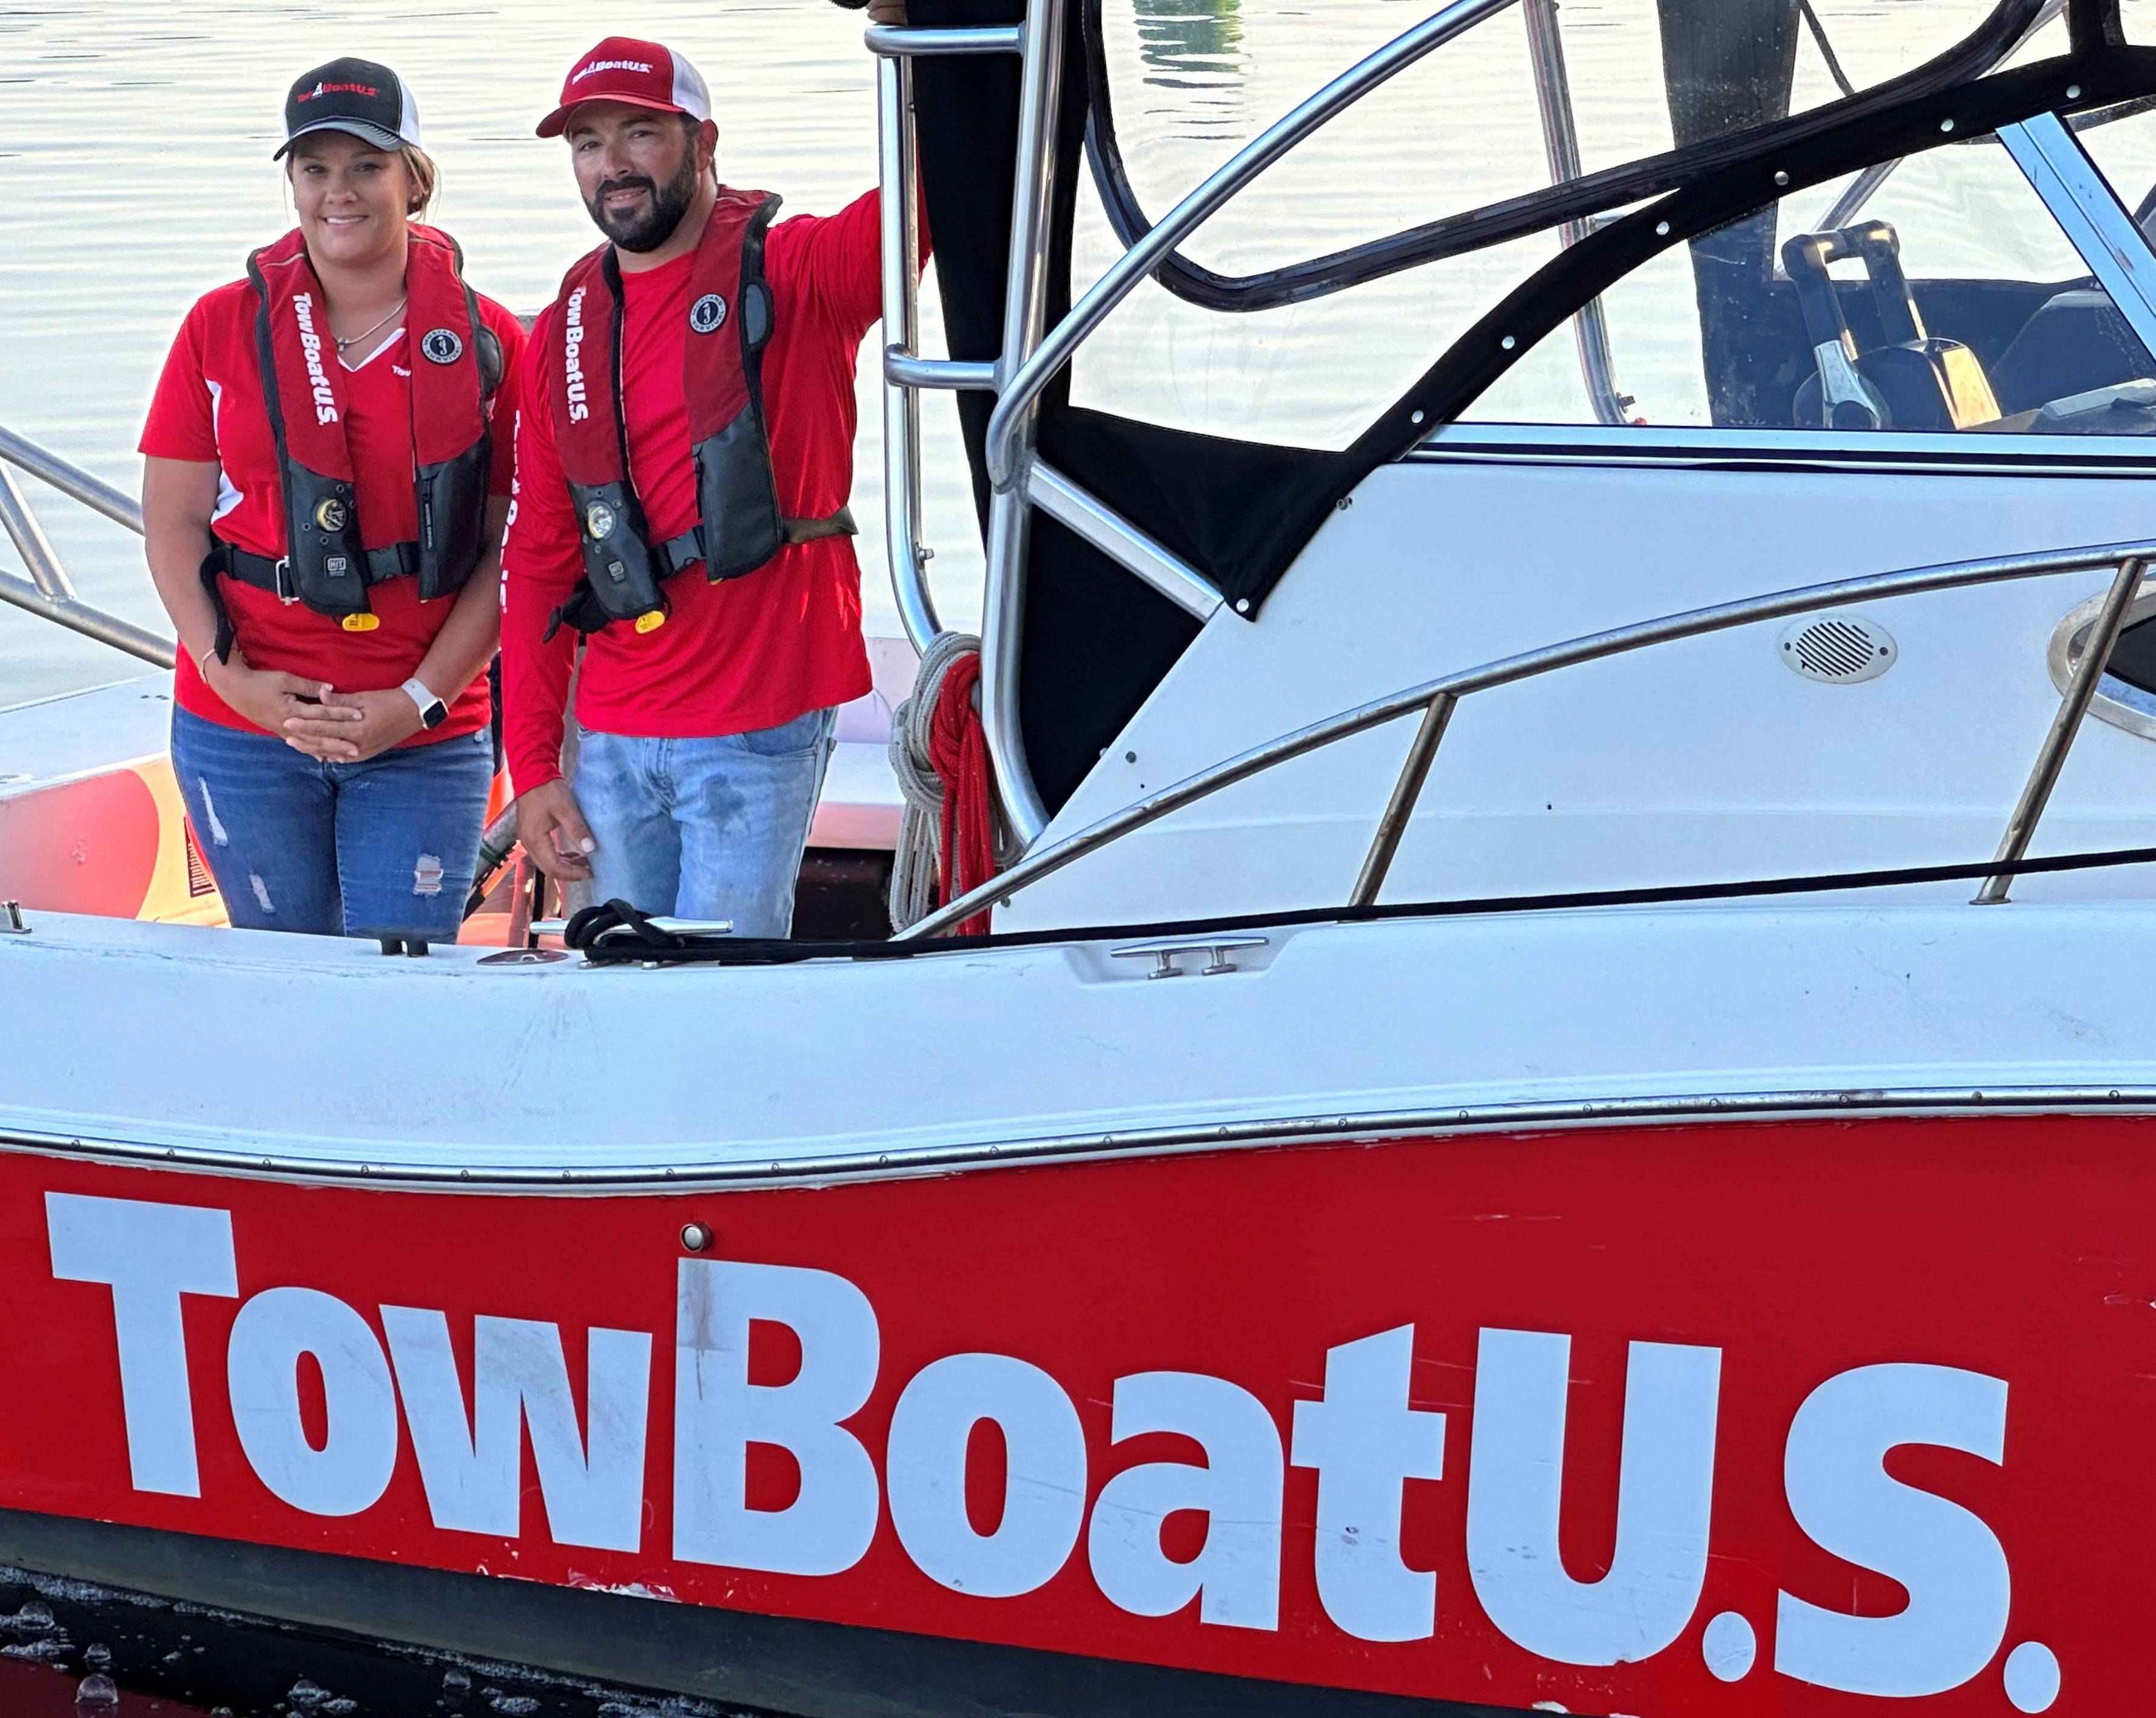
[0,1117,2139,1713]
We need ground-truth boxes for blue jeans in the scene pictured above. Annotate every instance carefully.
[574,708,837,937]
[171,709,492,942]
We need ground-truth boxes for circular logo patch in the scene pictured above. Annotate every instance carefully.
[689,293,728,335]
[314,497,351,533]
[420,328,465,365]
[585,501,617,541]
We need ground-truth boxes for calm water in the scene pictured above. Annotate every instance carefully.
[0,0,2089,708]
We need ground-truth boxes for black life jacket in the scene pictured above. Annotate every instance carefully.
[543,186,855,639]
[212,225,498,635]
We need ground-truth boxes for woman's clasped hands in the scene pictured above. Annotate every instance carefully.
[201,652,421,763]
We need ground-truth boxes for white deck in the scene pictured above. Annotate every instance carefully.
[3,895,2154,1180]
[0,676,172,801]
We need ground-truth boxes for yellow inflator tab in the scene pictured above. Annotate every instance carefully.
[341,613,381,633]
[635,611,667,635]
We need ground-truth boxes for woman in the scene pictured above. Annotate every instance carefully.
[141,58,525,945]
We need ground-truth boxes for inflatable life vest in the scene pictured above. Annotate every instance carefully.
[543,186,856,639]
[204,225,499,643]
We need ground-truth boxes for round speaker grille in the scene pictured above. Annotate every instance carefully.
[1779,615,1895,684]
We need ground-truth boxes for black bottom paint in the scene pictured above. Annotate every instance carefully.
[0,1508,1524,1718]
[0,1558,745,1718]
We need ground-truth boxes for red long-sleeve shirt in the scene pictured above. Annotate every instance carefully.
[501,189,896,792]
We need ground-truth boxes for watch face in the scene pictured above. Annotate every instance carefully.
[422,699,448,729]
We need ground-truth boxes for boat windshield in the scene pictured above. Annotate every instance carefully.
[1066,0,2154,446]
[1465,100,2156,431]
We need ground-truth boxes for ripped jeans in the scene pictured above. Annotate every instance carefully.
[171,708,492,942]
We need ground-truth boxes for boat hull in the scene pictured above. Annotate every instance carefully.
[1,1114,2144,1714]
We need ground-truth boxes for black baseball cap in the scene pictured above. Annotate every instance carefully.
[275,58,422,160]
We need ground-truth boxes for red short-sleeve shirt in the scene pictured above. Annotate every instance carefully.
[141,276,526,744]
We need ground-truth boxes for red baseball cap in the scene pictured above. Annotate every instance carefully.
[536,36,712,139]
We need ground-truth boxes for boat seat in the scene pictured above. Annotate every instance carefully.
[1987,288,2156,416]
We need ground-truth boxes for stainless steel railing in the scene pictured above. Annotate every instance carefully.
[979,0,1519,497]
[1521,0,1629,425]
[896,539,2156,939]
[870,10,1081,840]
[873,0,1520,844]
[874,2,1229,841]
[871,0,1689,845]
[0,423,171,669]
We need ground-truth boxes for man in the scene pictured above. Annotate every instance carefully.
[503,35,909,937]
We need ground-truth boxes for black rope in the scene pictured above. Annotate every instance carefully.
[571,844,2156,965]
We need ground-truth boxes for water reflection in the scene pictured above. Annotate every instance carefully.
[1134,0,1243,130]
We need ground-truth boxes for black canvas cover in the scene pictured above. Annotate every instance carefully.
[912,0,1351,809]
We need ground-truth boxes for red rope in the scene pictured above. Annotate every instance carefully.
[927,650,999,935]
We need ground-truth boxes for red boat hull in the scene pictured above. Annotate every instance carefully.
[0,1115,2141,1715]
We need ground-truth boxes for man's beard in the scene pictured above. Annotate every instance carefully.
[585,148,700,252]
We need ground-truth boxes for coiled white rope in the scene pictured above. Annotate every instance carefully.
[887,630,983,931]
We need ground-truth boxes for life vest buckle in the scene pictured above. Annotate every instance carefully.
[272,558,297,604]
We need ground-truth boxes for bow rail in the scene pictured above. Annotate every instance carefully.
[0,423,170,669]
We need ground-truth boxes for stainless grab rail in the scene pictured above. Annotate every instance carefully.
[875,0,1546,843]
[876,44,940,654]
[1026,462,1223,621]
[870,18,1032,656]
[873,0,1513,841]
[1975,554,2145,903]
[0,424,170,669]
[0,424,143,533]
[864,22,1024,55]
[1522,0,1629,426]
[982,0,1521,493]
[978,0,1075,840]
[897,539,2156,940]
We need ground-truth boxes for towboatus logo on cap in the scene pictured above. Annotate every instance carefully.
[536,35,713,139]
[276,56,420,160]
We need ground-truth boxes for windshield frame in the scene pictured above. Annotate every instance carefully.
[1083,0,2055,312]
